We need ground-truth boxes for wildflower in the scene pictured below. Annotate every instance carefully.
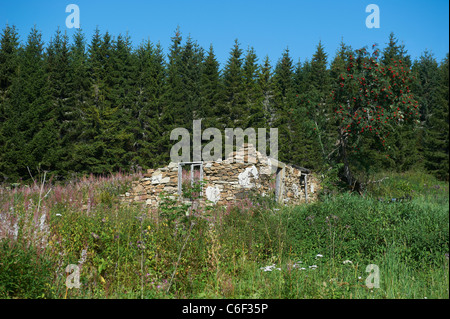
[91,232,100,239]
[309,265,318,269]
[316,254,323,258]
[260,264,281,272]
[343,260,353,265]
[56,213,62,217]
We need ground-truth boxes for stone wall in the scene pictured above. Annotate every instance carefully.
[120,144,321,207]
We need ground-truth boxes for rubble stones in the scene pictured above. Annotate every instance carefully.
[120,144,320,207]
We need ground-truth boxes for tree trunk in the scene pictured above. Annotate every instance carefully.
[338,127,354,187]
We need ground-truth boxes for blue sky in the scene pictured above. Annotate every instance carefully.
[1,0,448,68]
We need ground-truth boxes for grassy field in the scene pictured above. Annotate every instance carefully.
[0,171,448,299]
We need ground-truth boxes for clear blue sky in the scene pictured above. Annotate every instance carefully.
[1,0,448,68]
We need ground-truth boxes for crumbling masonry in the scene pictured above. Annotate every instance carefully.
[121,144,320,207]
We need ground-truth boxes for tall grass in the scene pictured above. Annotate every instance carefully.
[0,170,448,299]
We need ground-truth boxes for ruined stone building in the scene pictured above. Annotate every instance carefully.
[121,144,320,207]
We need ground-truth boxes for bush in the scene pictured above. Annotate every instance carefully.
[284,192,449,267]
[0,240,54,298]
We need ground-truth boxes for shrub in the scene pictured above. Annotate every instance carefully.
[0,240,54,298]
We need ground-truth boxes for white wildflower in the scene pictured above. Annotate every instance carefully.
[343,260,353,265]
[316,254,323,258]
[260,264,281,272]
[309,265,318,269]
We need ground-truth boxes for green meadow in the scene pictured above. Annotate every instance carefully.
[0,171,448,299]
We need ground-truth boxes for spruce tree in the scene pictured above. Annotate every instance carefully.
[421,53,449,180]
[257,55,273,128]
[222,39,247,128]
[74,29,124,174]
[134,39,167,168]
[272,48,296,163]
[2,26,54,181]
[381,33,419,171]
[45,28,73,178]
[243,46,265,129]
[0,25,20,181]
[64,28,91,175]
[200,44,222,128]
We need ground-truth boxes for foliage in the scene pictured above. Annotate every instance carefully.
[0,26,447,186]
[0,171,448,299]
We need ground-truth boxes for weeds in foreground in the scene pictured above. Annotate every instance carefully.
[0,171,448,298]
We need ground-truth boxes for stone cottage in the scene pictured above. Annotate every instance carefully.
[121,144,320,207]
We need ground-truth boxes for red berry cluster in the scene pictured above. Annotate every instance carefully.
[330,46,419,155]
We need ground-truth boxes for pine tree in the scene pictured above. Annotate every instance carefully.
[2,26,54,180]
[381,33,419,171]
[299,41,333,170]
[200,44,222,128]
[257,55,273,128]
[63,28,91,175]
[133,39,167,168]
[242,46,265,129]
[421,53,449,180]
[110,33,136,167]
[272,48,296,163]
[222,39,247,128]
[45,28,73,178]
[162,27,185,131]
[162,28,205,162]
[0,25,20,181]
[73,29,125,174]
[181,35,204,123]
[382,32,412,68]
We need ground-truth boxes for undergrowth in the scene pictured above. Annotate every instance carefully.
[0,170,448,299]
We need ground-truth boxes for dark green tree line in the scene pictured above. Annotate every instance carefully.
[0,25,447,184]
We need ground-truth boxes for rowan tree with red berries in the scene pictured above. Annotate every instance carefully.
[330,45,420,188]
